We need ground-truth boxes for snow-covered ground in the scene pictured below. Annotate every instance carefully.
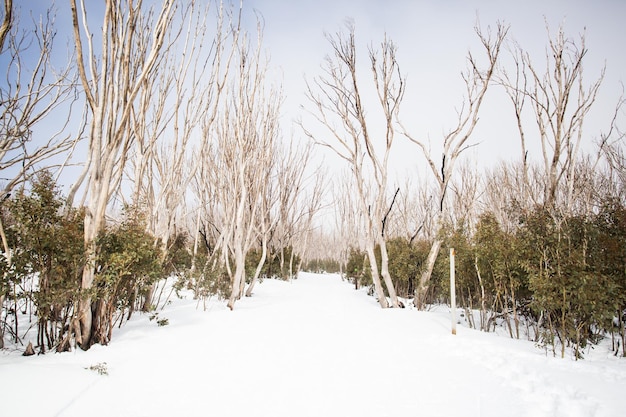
[1,272,625,416]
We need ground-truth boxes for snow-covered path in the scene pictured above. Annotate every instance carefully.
[2,273,625,416]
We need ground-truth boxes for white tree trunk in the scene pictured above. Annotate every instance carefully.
[302,25,405,308]
[378,237,399,307]
[365,243,388,309]
[414,238,443,309]
[69,0,176,348]
[245,235,267,297]
[401,24,508,309]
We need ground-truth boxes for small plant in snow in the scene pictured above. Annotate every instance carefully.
[149,312,169,326]
[87,362,108,375]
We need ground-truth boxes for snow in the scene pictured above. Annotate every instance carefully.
[2,272,625,416]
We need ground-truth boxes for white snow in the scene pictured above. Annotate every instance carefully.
[2,272,625,416]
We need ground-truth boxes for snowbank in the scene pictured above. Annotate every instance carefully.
[1,272,625,416]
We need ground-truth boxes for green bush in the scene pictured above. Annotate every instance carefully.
[303,258,341,273]
[345,248,371,290]
[2,171,84,352]
[91,207,163,344]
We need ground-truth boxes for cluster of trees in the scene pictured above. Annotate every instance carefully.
[310,23,625,358]
[346,193,626,359]
[0,171,165,352]
[0,170,311,352]
[0,1,323,352]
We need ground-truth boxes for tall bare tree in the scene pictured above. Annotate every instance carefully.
[303,23,404,308]
[150,2,236,236]
[244,146,278,297]
[449,161,483,232]
[270,140,315,279]
[292,163,326,277]
[245,140,316,296]
[68,0,177,348]
[499,23,604,211]
[333,171,365,273]
[401,23,508,308]
[482,161,535,233]
[207,19,282,310]
[125,3,239,312]
[0,2,80,349]
[189,43,247,291]
[0,5,80,194]
[602,110,626,196]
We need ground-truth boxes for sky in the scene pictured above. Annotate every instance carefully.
[2,0,625,200]
[241,0,626,180]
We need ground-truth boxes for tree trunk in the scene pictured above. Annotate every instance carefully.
[414,238,443,309]
[0,215,11,349]
[620,307,626,357]
[228,245,245,310]
[77,183,108,348]
[74,297,92,349]
[246,237,267,297]
[227,200,246,309]
[279,246,285,279]
[289,249,295,280]
[378,238,399,307]
[141,284,155,313]
[69,0,177,348]
[474,256,487,331]
[365,244,388,308]
[0,294,4,349]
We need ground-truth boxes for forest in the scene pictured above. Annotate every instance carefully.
[0,0,625,361]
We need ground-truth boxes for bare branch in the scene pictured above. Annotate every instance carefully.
[0,5,82,195]
[401,21,509,308]
[302,24,405,308]
[0,0,12,52]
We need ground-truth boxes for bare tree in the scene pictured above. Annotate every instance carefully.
[303,23,404,308]
[151,1,236,235]
[0,2,80,349]
[67,0,177,349]
[207,18,282,310]
[245,140,317,296]
[0,6,80,194]
[499,23,604,211]
[597,91,626,198]
[189,30,249,296]
[128,3,239,312]
[333,171,365,273]
[482,161,538,234]
[270,140,317,280]
[292,163,326,277]
[449,161,483,232]
[388,178,433,245]
[144,0,231,315]
[244,148,278,297]
[401,22,508,309]
[190,135,229,297]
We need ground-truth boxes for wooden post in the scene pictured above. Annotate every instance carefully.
[450,248,457,335]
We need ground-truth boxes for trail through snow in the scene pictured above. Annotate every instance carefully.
[1,273,625,416]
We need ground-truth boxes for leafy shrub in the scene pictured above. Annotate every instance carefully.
[345,248,371,290]
[91,206,163,344]
[1,171,84,352]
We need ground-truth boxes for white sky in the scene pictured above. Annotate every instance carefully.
[3,0,625,202]
[242,0,626,180]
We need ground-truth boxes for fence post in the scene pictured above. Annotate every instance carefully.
[450,247,456,335]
